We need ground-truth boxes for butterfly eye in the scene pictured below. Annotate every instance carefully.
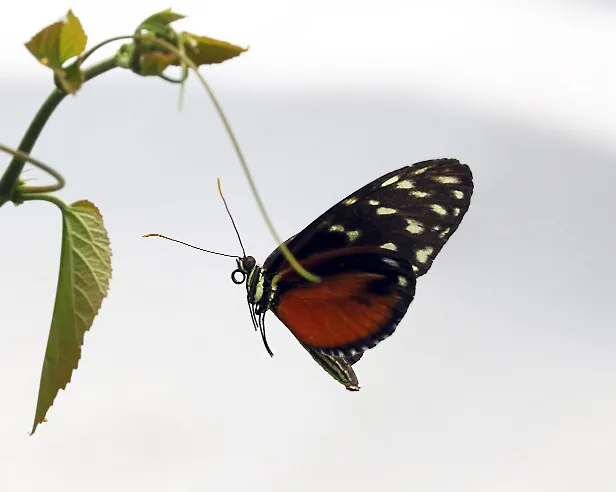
[231,269,246,284]
[241,256,257,272]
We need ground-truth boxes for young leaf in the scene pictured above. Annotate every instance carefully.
[138,9,185,36]
[31,200,112,435]
[140,52,177,76]
[130,32,246,77]
[24,10,87,94]
[24,21,64,68]
[58,11,87,63]
[175,32,247,66]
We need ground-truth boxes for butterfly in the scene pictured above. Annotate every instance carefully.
[230,158,473,390]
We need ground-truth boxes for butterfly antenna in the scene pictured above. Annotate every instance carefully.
[217,178,247,258]
[142,234,239,258]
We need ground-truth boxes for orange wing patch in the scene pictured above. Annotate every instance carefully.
[275,272,401,350]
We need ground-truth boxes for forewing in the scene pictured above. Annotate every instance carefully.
[264,158,473,277]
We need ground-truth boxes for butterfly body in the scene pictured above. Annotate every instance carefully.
[233,158,474,377]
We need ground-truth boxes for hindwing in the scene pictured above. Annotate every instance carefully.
[270,247,416,356]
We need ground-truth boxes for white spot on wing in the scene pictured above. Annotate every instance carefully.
[430,204,448,216]
[398,276,408,287]
[439,228,450,238]
[433,175,461,184]
[452,190,464,199]
[453,207,461,216]
[396,180,414,189]
[376,207,397,215]
[346,230,360,241]
[406,219,424,234]
[382,258,399,268]
[329,224,345,232]
[415,246,434,264]
[368,199,380,206]
[344,197,358,205]
[381,175,400,187]
[411,190,430,198]
[411,166,429,175]
[411,265,419,273]
[381,242,397,251]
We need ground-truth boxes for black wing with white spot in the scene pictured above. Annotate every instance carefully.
[264,159,473,277]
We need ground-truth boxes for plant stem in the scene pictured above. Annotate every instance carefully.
[135,36,321,283]
[0,144,65,193]
[0,56,118,205]
[20,192,66,210]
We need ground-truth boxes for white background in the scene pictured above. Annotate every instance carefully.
[1,1,615,491]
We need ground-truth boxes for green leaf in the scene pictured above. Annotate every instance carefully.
[24,10,87,94]
[138,9,185,37]
[139,51,177,76]
[303,345,361,391]
[58,11,87,63]
[24,21,64,68]
[131,31,246,77]
[174,32,248,66]
[25,10,87,67]
[31,200,112,435]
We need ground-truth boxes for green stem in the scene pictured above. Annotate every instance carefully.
[78,36,131,65]
[20,192,66,210]
[137,36,321,283]
[0,144,65,193]
[0,90,64,201]
[83,56,117,81]
[0,32,318,283]
[0,56,117,205]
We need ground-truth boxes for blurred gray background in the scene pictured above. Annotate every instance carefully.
[1,1,615,491]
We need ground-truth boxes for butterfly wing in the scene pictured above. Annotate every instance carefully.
[264,158,473,357]
[302,344,361,391]
[265,158,473,277]
[271,246,416,356]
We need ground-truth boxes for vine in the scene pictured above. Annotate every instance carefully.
[1,9,350,436]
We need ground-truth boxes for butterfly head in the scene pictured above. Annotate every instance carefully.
[232,255,256,281]
[232,255,275,356]
[233,255,271,307]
